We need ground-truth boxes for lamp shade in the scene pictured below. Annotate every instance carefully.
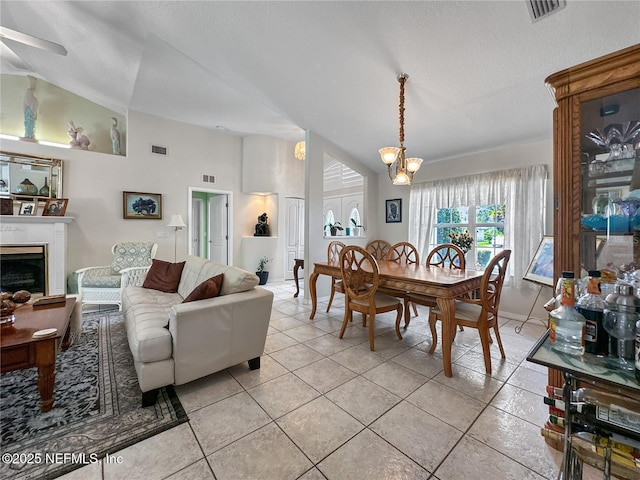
[406,157,423,173]
[167,214,186,228]
[379,147,400,165]
[294,141,306,160]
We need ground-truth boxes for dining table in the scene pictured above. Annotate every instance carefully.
[309,260,485,377]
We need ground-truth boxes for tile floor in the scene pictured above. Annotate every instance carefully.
[61,281,610,480]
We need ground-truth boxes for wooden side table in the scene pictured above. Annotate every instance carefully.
[293,258,304,297]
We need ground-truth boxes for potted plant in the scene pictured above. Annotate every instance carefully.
[256,256,270,285]
[350,218,365,236]
[325,222,343,236]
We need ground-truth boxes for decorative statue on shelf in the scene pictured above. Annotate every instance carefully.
[110,117,121,155]
[23,75,38,141]
[67,120,91,150]
[254,212,270,237]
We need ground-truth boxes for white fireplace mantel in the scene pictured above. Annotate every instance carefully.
[1,215,74,295]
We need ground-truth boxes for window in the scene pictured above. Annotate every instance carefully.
[349,207,361,229]
[324,209,336,235]
[430,204,505,270]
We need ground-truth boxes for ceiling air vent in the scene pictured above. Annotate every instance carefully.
[151,144,168,156]
[527,0,566,22]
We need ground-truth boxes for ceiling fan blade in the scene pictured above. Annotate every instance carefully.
[0,26,67,56]
[0,40,31,70]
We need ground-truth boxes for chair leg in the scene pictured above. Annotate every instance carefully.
[428,313,438,354]
[411,301,418,317]
[493,324,506,359]
[478,327,493,374]
[339,308,350,339]
[326,286,336,312]
[458,325,464,332]
[403,297,411,327]
[395,305,403,340]
[362,312,367,327]
[368,313,376,351]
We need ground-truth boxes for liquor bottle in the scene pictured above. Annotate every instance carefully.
[577,270,608,356]
[635,317,640,384]
[549,272,586,356]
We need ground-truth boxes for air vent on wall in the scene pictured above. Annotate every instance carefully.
[202,174,215,184]
[151,144,168,156]
[527,0,566,22]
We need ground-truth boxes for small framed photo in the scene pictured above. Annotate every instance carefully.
[123,191,162,220]
[385,199,402,223]
[43,198,69,216]
[1,197,13,215]
[523,236,554,287]
[18,201,37,216]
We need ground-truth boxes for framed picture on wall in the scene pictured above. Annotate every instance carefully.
[18,201,37,216]
[523,236,554,287]
[43,198,69,216]
[385,199,402,223]
[123,192,162,220]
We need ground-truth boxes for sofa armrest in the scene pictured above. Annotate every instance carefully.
[168,287,274,385]
[120,266,151,288]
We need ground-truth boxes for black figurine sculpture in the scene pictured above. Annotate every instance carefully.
[254,212,270,236]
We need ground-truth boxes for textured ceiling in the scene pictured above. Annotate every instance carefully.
[1,1,639,173]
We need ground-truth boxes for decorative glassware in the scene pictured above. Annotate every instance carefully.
[603,284,639,371]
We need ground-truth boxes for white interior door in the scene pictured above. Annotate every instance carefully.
[285,197,304,280]
[191,198,203,257]
[208,194,228,264]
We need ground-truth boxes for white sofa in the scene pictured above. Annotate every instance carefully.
[121,255,273,406]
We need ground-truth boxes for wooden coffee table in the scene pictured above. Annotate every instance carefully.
[1,298,76,412]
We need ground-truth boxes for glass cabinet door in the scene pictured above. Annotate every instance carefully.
[580,87,640,277]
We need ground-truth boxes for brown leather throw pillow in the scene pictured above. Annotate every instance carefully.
[182,274,224,303]
[142,259,186,293]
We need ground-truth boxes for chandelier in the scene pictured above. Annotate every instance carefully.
[294,141,305,160]
[379,73,423,185]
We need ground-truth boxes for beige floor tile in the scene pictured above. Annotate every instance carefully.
[325,376,401,425]
[276,397,364,463]
[227,354,288,389]
[306,317,346,334]
[189,391,271,454]
[270,343,325,371]
[519,358,549,375]
[269,315,307,332]
[329,344,385,374]
[294,357,357,393]
[433,364,504,403]
[471,340,530,365]
[304,332,359,356]
[365,334,412,359]
[264,331,299,353]
[468,405,563,479]
[362,360,428,398]
[435,436,545,480]
[490,383,549,426]
[317,429,428,479]
[247,372,320,419]
[406,379,486,432]
[207,423,312,480]
[453,349,518,382]
[174,370,243,413]
[298,467,328,480]
[390,347,446,378]
[507,365,548,395]
[103,423,202,480]
[273,303,312,317]
[165,459,215,480]
[370,401,463,472]
[57,461,102,480]
[382,327,429,347]
[284,324,329,342]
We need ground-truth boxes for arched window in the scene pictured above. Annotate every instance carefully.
[349,207,361,229]
[325,209,335,235]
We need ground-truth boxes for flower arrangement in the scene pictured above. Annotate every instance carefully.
[257,256,270,273]
[449,230,474,254]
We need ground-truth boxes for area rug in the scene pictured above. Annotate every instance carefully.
[0,311,188,479]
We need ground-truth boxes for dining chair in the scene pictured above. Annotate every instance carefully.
[427,249,511,374]
[402,243,466,328]
[326,240,347,312]
[365,239,391,261]
[338,245,403,351]
[381,241,420,320]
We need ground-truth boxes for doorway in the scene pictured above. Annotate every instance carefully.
[188,187,233,265]
[284,197,304,280]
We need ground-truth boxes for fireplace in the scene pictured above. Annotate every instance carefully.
[0,244,48,295]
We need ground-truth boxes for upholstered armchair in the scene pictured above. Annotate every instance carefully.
[76,242,158,310]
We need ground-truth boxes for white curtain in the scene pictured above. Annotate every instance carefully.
[408,164,548,288]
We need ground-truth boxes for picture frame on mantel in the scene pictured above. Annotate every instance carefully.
[18,201,37,216]
[43,198,69,217]
[385,199,402,223]
[0,198,12,215]
[123,191,162,220]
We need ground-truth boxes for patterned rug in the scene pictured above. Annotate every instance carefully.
[0,311,188,479]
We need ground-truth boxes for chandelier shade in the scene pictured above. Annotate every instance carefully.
[294,141,306,160]
[379,73,423,185]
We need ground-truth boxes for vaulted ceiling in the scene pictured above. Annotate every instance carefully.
[1,1,639,173]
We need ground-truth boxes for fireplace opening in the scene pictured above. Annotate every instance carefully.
[0,244,48,296]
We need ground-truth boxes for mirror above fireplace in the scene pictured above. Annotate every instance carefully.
[0,151,63,205]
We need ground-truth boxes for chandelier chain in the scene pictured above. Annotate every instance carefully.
[398,75,405,147]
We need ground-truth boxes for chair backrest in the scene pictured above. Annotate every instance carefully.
[110,242,158,274]
[327,241,346,264]
[365,240,391,261]
[386,242,419,265]
[426,243,465,270]
[339,245,379,303]
[479,250,511,316]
